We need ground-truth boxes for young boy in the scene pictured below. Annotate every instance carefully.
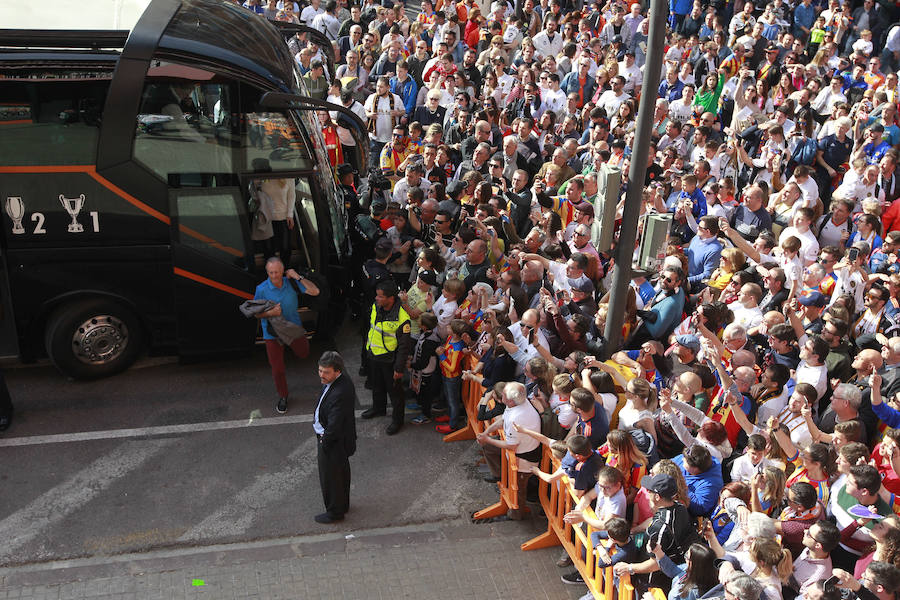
[730,433,772,483]
[428,278,465,339]
[435,318,468,434]
[532,435,603,500]
[408,312,442,425]
[559,467,633,586]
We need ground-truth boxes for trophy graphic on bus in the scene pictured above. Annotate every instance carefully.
[5,196,25,235]
[59,194,85,233]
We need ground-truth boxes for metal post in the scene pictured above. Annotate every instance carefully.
[601,0,668,356]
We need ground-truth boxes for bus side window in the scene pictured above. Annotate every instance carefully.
[133,65,234,183]
[0,78,108,167]
[172,188,249,268]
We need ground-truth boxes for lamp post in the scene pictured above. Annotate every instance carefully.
[602,0,669,355]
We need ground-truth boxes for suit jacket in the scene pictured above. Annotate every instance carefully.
[318,373,358,456]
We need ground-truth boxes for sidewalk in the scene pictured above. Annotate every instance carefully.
[0,519,588,599]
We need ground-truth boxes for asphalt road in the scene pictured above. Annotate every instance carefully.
[0,326,498,567]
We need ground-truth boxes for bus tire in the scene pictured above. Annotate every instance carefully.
[44,299,144,380]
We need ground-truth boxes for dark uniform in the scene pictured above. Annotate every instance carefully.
[365,300,412,430]
[359,255,393,372]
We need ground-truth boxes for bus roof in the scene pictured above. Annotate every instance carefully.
[0,0,153,32]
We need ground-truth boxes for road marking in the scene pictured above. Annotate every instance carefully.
[177,435,320,542]
[178,421,382,542]
[0,438,175,563]
[0,411,365,448]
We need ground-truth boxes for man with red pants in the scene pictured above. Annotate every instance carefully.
[254,257,320,413]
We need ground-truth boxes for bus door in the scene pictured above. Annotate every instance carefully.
[168,185,258,357]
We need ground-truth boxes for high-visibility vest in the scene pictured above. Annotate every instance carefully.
[366,304,410,356]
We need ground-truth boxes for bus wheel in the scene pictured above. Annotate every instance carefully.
[44,299,144,380]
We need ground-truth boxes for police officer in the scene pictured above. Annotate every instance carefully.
[350,198,387,318]
[356,236,394,378]
[337,163,361,222]
[361,279,412,435]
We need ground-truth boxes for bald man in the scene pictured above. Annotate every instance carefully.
[459,239,492,291]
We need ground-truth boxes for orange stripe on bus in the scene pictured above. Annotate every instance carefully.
[0,119,33,125]
[0,165,171,224]
[173,267,253,300]
[0,165,246,257]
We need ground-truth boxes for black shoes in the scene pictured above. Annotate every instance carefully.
[314,512,344,524]
[483,475,500,483]
[361,408,386,419]
[561,571,585,585]
[385,422,402,435]
[276,397,287,414]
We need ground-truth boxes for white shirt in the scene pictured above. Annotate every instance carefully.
[541,88,567,117]
[532,30,563,59]
[300,4,325,23]
[618,61,643,93]
[779,226,820,264]
[816,214,852,249]
[503,401,542,468]
[795,361,828,400]
[730,454,774,484]
[311,12,341,40]
[596,90,629,119]
[313,382,331,435]
[392,177,432,207]
[430,294,457,338]
[729,302,763,331]
[830,264,866,309]
[364,93,403,142]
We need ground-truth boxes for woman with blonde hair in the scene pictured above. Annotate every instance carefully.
[708,247,747,292]
[749,466,786,516]
[600,429,648,503]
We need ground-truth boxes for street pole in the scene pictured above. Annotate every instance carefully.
[601,0,668,357]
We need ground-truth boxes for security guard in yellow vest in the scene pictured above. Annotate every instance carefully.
[361,279,412,435]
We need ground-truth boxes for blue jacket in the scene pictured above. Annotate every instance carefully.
[793,2,816,36]
[390,75,418,116]
[686,235,723,285]
[873,401,900,429]
[658,78,685,103]
[560,71,597,103]
[673,454,724,517]
[669,0,691,16]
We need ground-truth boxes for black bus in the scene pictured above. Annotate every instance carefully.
[0,0,367,379]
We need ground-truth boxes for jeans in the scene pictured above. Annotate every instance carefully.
[442,375,462,429]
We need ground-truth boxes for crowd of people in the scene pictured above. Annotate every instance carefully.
[242,0,900,598]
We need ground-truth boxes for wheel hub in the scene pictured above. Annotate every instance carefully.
[71,315,129,365]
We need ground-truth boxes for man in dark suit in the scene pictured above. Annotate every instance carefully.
[313,351,358,524]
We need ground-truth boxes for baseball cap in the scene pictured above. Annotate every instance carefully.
[798,291,827,308]
[641,473,678,498]
[371,198,387,213]
[568,278,595,294]
[574,201,595,216]
[418,269,438,286]
[676,334,701,353]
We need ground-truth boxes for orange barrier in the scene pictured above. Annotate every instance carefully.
[442,356,482,442]
[471,428,522,520]
[522,446,666,600]
[522,448,615,599]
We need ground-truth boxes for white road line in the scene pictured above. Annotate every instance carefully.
[0,411,365,448]
[0,438,175,563]
[176,435,320,542]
